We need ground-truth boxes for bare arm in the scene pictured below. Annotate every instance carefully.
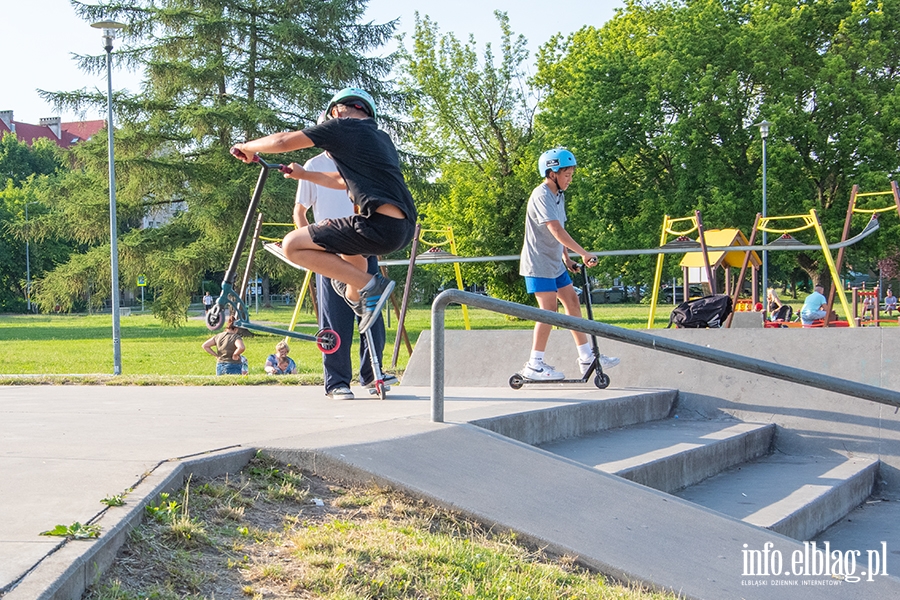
[546,220,597,267]
[232,131,314,160]
[285,164,346,190]
[201,337,217,357]
[233,337,245,360]
[293,202,310,229]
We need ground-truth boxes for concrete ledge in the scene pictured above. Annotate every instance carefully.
[617,422,775,493]
[469,390,676,446]
[768,460,879,541]
[5,447,255,600]
[730,311,765,328]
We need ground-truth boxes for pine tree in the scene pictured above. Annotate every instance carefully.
[40,0,397,324]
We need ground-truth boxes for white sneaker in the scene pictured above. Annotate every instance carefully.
[577,358,594,376]
[522,362,565,381]
[599,354,620,370]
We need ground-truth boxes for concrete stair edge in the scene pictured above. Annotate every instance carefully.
[766,459,880,541]
[616,422,776,493]
[469,389,676,446]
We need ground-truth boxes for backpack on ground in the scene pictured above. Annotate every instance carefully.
[667,294,733,329]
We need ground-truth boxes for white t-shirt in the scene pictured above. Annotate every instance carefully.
[294,152,354,222]
[519,182,567,278]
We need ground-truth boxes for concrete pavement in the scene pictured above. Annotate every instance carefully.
[2,376,899,599]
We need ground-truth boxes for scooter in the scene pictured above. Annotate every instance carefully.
[363,326,391,399]
[205,149,340,356]
[263,244,392,399]
[508,263,611,390]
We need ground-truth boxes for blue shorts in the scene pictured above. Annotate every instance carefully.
[525,271,573,294]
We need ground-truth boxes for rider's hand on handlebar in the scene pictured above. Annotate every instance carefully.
[582,254,598,268]
[282,163,302,179]
[230,145,255,163]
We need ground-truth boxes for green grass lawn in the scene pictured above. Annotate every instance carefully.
[0,301,659,380]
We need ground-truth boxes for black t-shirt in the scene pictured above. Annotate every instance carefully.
[302,118,417,221]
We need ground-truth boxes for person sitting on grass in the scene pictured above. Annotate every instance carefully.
[265,341,297,375]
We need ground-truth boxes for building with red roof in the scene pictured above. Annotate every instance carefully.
[0,110,105,149]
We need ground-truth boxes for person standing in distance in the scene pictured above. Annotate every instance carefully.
[519,148,620,381]
[231,88,416,334]
[201,313,245,375]
[294,147,398,399]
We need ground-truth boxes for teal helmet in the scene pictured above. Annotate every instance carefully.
[327,87,377,120]
[538,148,576,177]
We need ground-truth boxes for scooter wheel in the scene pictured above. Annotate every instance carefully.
[205,305,224,331]
[594,372,610,389]
[509,374,525,390]
[316,329,340,354]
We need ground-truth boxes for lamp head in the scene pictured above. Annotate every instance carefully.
[91,21,126,52]
[754,120,771,138]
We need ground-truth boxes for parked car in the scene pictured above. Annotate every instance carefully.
[660,285,704,303]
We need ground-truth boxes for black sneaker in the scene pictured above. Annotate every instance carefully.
[331,278,365,317]
[358,274,395,334]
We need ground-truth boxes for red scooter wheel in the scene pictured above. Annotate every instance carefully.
[316,329,340,354]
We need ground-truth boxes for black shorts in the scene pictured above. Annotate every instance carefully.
[308,212,415,257]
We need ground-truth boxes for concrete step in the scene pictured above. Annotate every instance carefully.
[538,418,774,493]
[675,454,878,541]
[814,492,900,553]
[470,389,676,446]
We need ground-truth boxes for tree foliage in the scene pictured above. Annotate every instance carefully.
[534,0,900,288]
[0,134,69,312]
[400,12,536,301]
[38,0,397,324]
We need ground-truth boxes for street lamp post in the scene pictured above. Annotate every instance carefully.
[755,120,771,305]
[92,20,126,375]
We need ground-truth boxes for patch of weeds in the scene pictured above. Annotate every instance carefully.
[215,504,246,522]
[40,522,101,540]
[165,477,208,549]
[101,494,126,507]
[247,453,305,488]
[331,490,375,509]
[84,452,682,600]
[266,479,309,503]
[164,516,207,549]
[146,493,180,525]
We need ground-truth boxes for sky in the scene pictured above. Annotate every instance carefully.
[1,0,623,125]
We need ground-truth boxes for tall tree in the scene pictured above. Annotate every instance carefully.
[400,12,536,301]
[39,0,397,323]
[534,0,900,288]
[0,134,68,312]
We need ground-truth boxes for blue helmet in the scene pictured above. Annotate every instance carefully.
[327,87,377,120]
[538,148,576,177]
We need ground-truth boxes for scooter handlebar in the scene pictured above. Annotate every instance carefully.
[231,148,292,174]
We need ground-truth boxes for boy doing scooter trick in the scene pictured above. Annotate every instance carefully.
[231,88,417,334]
[519,148,620,381]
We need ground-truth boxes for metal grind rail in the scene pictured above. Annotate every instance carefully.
[429,289,900,423]
[382,215,879,267]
